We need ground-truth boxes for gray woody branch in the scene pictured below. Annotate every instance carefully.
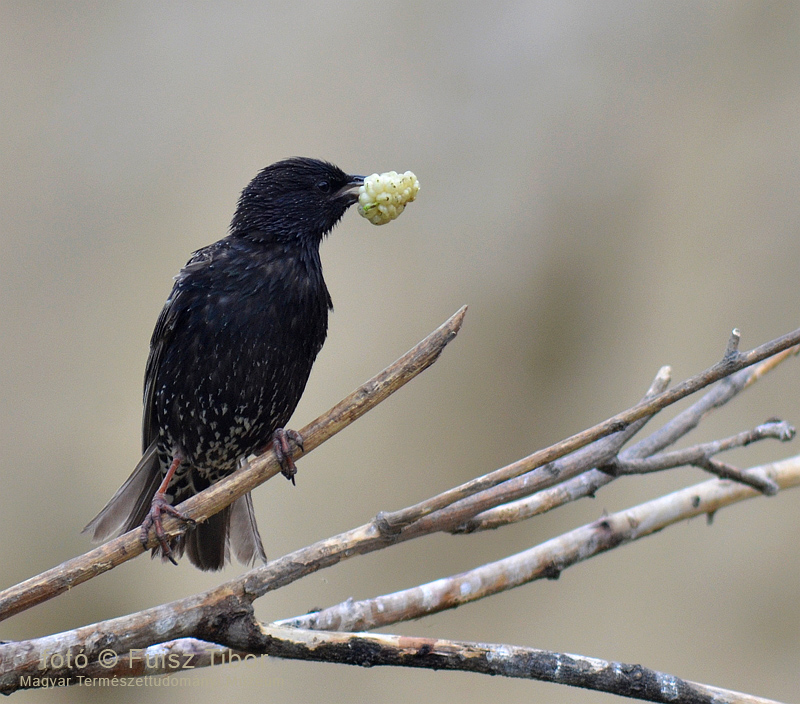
[1,318,799,703]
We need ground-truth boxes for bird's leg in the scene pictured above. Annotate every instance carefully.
[140,455,196,565]
[270,428,304,485]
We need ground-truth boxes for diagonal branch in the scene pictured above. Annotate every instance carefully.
[1,323,798,702]
[277,455,800,633]
[0,306,467,623]
[375,331,800,534]
[4,454,798,699]
[93,627,785,704]
[397,365,673,537]
[457,350,798,533]
[602,420,793,494]
[237,625,792,704]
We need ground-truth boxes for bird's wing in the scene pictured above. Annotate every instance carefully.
[141,240,229,450]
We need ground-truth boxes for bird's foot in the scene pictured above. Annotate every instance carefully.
[139,494,196,566]
[272,427,304,485]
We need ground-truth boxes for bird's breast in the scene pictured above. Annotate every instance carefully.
[154,250,330,473]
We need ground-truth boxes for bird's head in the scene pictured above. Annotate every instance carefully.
[230,157,364,245]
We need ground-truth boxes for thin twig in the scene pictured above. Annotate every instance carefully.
[603,421,793,494]
[459,352,797,533]
[697,458,779,494]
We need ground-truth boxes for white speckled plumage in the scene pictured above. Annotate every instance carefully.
[85,158,364,570]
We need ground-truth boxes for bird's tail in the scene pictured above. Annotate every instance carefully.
[83,440,267,572]
[83,440,162,542]
[183,490,267,571]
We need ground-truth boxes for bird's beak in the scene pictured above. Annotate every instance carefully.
[337,174,364,205]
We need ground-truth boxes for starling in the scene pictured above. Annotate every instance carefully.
[84,158,364,571]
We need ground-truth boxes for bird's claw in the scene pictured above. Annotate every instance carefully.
[140,494,196,566]
[272,428,304,485]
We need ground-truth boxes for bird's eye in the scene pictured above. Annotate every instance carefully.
[316,180,331,194]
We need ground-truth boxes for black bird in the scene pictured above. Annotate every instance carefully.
[84,157,364,571]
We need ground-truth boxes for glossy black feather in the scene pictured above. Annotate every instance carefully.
[85,158,363,570]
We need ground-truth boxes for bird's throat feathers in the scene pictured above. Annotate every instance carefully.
[231,205,346,247]
[219,235,330,307]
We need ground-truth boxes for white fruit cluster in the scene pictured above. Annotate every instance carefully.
[357,170,420,225]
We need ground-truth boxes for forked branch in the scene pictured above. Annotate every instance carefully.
[1,319,799,703]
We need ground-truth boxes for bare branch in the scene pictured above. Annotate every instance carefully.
[460,352,797,533]
[696,458,780,495]
[604,421,793,494]
[252,625,788,704]
[120,627,785,704]
[375,333,800,534]
[278,455,800,633]
[6,453,797,694]
[0,324,797,703]
[401,365,672,537]
[0,306,467,623]
[7,625,788,704]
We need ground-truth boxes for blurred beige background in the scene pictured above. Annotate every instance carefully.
[2,2,799,702]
